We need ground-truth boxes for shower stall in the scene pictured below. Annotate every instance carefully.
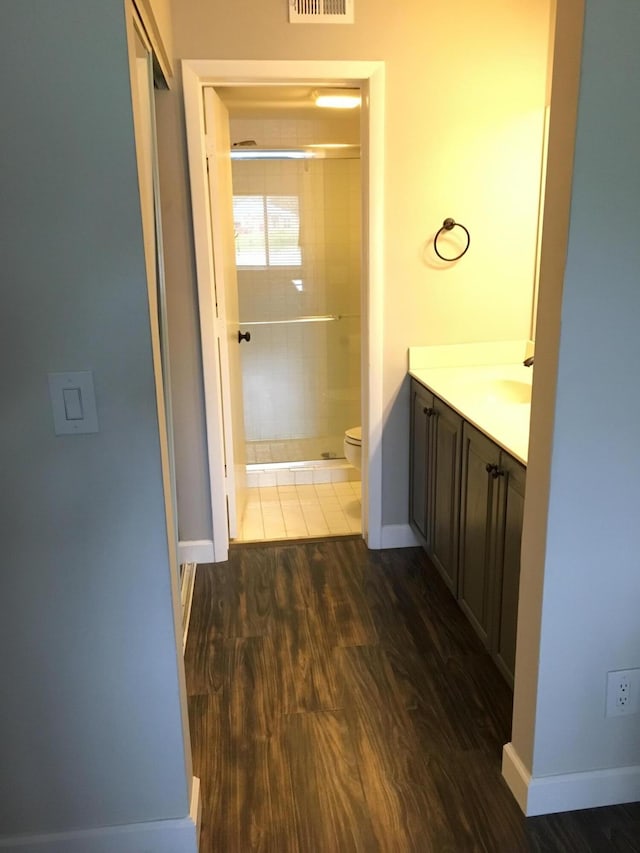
[231,145,361,472]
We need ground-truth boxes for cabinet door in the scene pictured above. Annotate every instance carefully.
[409,380,433,547]
[430,398,462,594]
[458,422,500,647]
[493,454,526,686]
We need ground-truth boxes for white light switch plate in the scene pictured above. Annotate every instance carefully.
[48,371,99,435]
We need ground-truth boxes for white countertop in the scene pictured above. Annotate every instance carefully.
[409,362,532,465]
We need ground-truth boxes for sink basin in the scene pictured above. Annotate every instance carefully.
[477,379,532,404]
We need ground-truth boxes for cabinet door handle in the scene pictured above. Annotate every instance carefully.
[485,463,505,479]
[424,407,435,417]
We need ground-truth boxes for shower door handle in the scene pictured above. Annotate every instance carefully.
[238,330,251,343]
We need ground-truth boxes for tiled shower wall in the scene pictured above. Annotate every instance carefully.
[231,117,361,455]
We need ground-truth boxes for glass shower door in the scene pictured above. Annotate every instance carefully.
[232,154,361,466]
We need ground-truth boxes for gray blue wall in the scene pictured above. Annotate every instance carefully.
[0,0,190,838]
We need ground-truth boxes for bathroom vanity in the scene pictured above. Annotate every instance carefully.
[408,347,532,687]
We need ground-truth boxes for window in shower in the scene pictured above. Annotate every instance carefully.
[233,195,302,267]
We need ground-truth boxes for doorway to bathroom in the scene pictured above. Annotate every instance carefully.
[182,59,385,562]
[220,86,363,542]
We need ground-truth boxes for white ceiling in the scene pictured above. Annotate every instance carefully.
[216,85,361,119]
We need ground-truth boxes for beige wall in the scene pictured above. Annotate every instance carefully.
[157,0,551,539]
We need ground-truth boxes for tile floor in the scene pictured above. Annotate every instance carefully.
[237,481,362,542]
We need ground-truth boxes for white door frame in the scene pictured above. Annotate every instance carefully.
[182,59,385,559]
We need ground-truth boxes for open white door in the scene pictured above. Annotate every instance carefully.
[202,87,248,541]
[183,60,386,555]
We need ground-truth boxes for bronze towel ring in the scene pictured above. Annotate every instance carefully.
[434,218,470,262]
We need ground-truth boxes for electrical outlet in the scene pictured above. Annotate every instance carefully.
[606,669,640,717]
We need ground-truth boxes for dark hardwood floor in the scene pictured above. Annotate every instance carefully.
[185,538,640,852]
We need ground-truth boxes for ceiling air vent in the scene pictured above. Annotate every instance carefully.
[289,0,354,24]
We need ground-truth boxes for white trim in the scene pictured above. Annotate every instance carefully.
[183,59,384,85]
[501,742,531,813]
[362,64,385,550]
[181,59,385,558]
[180,562,197,653]
[178,539,215,564]
[502,741,640,816]
[0,778,201,852]
[190,775,202,846]
[380,524,420,549]
[131,0,173,84]
[182,63,230,564]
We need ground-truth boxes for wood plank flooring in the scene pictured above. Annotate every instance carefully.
[185,538,640,852]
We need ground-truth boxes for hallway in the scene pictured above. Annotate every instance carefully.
[184,539,640,851]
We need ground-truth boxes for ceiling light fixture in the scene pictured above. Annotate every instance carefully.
[314,89,361,109]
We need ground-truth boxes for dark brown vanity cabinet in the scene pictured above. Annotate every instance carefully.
[410,380,432,545]
[409,378,526,687]
[409,379,462,595]
[458,425,500,648]
[458,421,525,687]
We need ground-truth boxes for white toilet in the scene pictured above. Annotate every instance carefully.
[343,426,362,470]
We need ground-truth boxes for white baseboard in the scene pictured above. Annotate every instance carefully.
[501,742,531,813]
[181,563,197,653]
[178,539,214,564]
[380,523,420,549]
[190,775,202,847]
[0,777,201,852]
[502,741,640,816]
